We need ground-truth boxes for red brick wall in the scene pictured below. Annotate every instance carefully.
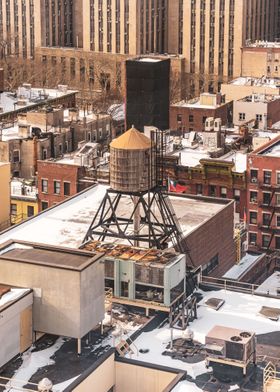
[184,200,236,277]
[168,164,247,217]
[37,161,80,210]
[267,98,280,127]
[170,103,229,132]
[247,137,280,251]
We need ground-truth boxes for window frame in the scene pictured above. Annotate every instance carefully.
[54,180,61,195]
[41,179,48,193]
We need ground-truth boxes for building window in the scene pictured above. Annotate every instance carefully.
[263,171,271,185]
[189,115,194,122]
[42,148,47,160]
[209,185,216,197]
[11,204,17,215]
[27,205,34,217]
[239,113,245,121]
[256,114,263,122]
[263,213,271,226]
[64,182,70,196]
[275,237,280,249]
[233,189,240,202]
[54,181,61,194]
[263,192,271,205]
[249,232,257,245]
[41,201,48,210]
[250,191,258,203]
[202,116,207,125]
[41,179,48,193]
[220,187,227,198]
[249,211,257,225]
[177,114,182,122]
[250,169,258,183]
[13,150,20,163]
[196,184,202,195]
[277,215,280,228]
[276,172,280,185]
[262,234,270,248]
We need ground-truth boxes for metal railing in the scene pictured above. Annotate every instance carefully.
[199,274,260,295]
[263,362,280,391]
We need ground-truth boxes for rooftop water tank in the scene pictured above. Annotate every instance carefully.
[110,126,156,192]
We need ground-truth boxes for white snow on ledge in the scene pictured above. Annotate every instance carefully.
[223,252,264,280]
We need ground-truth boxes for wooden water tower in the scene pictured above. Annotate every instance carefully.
[84,126,192,256]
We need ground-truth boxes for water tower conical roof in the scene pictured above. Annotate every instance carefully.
[110,126,152,150]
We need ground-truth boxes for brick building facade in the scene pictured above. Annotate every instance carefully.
[170,93,231,132]
[166,157,247,217]
[183,196,236,278]
[247,135,280,252]
[37,160,95,211]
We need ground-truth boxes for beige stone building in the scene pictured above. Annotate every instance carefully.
[0,0,82,59]
[1,0,280,97]
[0,162,10,230]
[242,42,280,78]
[221,77,280,103]
[172,0,280,94]
[82,0,168,55]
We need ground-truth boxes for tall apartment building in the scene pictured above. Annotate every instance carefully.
[1,0,280,95]
[247,136,280,252]
[169,0,280,93]
[0,0,39,58]
[0,1,82,59]
[82,0,168,55]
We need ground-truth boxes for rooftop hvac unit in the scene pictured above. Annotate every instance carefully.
[205,326,256,370]
[214,118,222,132]
[205,117,214,132]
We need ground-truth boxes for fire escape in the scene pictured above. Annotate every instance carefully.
[259,182,280,251]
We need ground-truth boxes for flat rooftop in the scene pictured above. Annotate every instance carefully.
[238,94,280,103]
[173,147,210,167]
[0,86,77,118]
[258,139,280,157]
[174,147,247,173]
[218,151,247,173]
[2,288,279,391]
[229,76,280,88]
[0,305,150,391]
[0,241,102,271]
[0,185,228,249]
[245,41,280,49]
[128,288,280,391]
[256,271,280,296]
[172,95,221,109]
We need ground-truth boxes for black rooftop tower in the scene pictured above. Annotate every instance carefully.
[125,57,170,132]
